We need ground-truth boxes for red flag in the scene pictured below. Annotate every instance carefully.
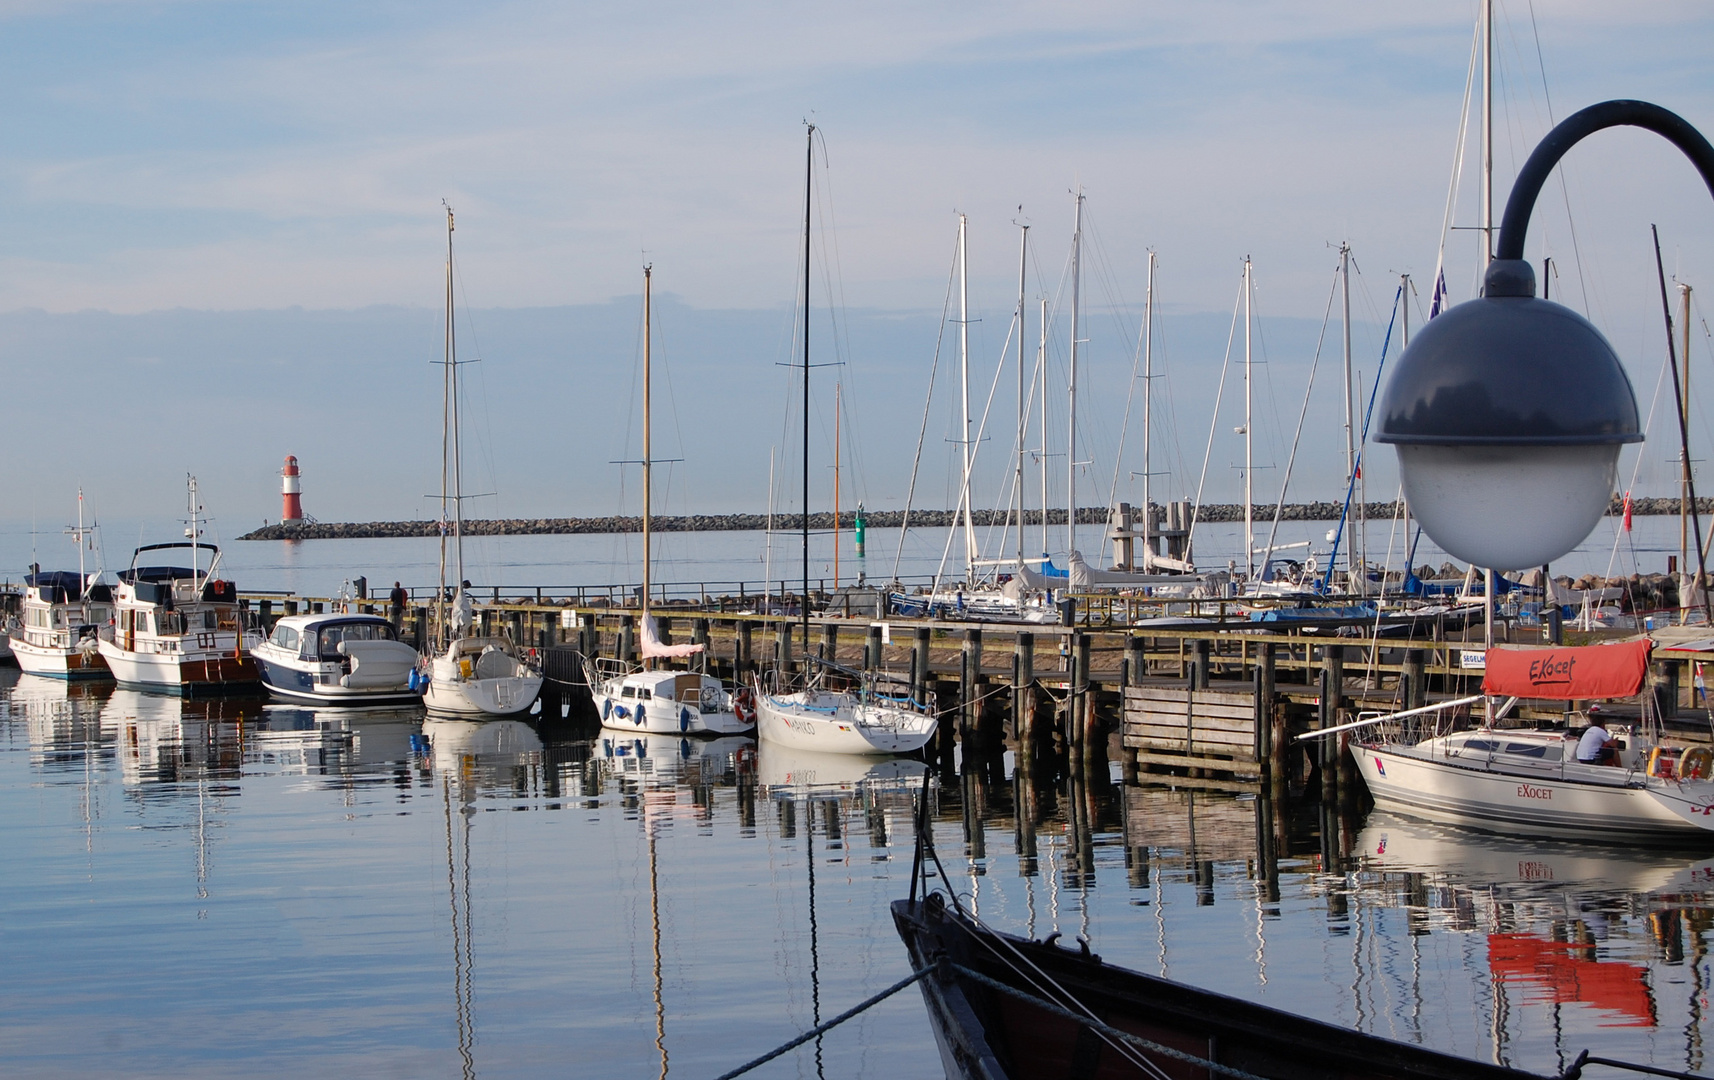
[1622,490,1633,532]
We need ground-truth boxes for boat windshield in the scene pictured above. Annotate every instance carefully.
[316,621,397,660]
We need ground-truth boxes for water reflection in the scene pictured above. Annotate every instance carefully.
[5,675,1714,1079]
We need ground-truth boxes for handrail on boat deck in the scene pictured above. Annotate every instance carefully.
[1295,692,1486,742]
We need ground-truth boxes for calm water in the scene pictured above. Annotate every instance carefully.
[4,672,1713,1079]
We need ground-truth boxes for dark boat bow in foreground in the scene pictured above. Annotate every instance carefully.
[893,783,1705,1080]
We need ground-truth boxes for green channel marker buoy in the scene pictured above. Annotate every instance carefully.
[854,503,866,558]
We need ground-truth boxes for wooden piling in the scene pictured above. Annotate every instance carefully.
[1013,632,1035,754]
[865,624,883,673]
[912,627,931,706]
[1320,645,1344,803]
[1190,638,1211,691]
[619,615,636,666]
[737,620,753,680]
[1125,635,1146,690]
[960,629,982,741]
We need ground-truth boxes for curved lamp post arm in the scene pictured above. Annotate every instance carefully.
[1496,99,1714,263]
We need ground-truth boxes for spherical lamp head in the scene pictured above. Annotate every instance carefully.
[1375,259,1641,570]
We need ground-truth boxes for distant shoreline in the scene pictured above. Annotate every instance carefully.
[238,496,1687,540]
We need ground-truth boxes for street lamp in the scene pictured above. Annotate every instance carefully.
[1378,100,1714,570]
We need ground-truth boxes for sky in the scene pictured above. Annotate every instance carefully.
[3,1,1714,538]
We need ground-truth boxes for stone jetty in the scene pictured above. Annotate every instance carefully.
[238,495,1701,541]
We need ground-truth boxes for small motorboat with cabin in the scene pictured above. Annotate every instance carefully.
[1341,638,1714,840]
[11,571,113,679]
[96,541,260,695]
[251,611,422,707]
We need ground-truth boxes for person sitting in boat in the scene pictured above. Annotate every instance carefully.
[1576,723,1617,766]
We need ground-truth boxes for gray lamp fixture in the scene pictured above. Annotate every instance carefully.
[1378,100,1714,570]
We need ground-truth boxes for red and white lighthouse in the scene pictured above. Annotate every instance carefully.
[280,455,304,523]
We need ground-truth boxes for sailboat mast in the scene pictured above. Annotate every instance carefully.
[1015,223,1029,567]
[643,264,653,627]
[1038,297,1049,557]
[1481,0,1494,270]
[801,124,813,656]
[1682,282,1694,580]
[1142,250,1155,571]
[834,382,842,590]
[438,206,453,641]
[76,488,86,593]
[958,214,976,578]
[1067,191,1083,553]
[450,220,464,591]
[1340,241,1356,586]
[1243,258,1253,579]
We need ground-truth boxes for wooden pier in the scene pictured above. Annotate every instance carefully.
[234,586,1714,816]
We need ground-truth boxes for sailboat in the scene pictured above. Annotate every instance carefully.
[753,125,937,756]
[419,206,543,718]
[588,265,750,736]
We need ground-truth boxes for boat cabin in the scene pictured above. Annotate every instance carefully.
[20,571,112,648]
[610,670,725,711]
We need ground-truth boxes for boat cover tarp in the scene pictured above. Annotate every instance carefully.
[1482,640,1652,700]
[640,613,704,659]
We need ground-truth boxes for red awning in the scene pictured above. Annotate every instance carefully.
[1482,640,1652,700]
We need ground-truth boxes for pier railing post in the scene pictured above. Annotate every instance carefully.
[692,618,710,674]
[737,619,754,681]
[1320,645,1344,803]
[912,627,931,707]
[960,629,982,743]
[1014,632,1035,766]
[619,615,636,666]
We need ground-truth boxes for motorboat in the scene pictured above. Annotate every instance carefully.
[96,535,261,696]
[11,570,112,679]
[1343,638,1714,840]
[251,611,421,707]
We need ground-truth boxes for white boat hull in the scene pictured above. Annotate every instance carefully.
[755,688,937,755]
[1353,742,1714,840]
[11,636,109,680]
[96,637,261,695]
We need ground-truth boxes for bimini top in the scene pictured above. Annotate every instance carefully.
[1483,640,1652,700]
[118,565,201,584]
[25,571,112,604]
[27,570,91,592]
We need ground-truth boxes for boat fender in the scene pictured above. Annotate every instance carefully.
[612,703,628,720]
[601,698,612,720]
[635,706,646,727]
[679,706,691,732]
[1679,746,1713,782]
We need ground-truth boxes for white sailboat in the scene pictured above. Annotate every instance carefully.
[1328,640,1714,840]
[589,265,750,736]
[755,125,937,757]
[420,206,543,718]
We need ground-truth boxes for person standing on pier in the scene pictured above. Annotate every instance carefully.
[388,581,407,633]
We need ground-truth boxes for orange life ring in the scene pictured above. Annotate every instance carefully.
[1679,746,1714,782]
[733,687,756,725]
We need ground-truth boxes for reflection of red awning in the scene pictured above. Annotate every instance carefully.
[1488,933,1655,1027]
[1482,640,1651,700]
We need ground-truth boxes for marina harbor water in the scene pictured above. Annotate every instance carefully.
[4,670,1712,1078]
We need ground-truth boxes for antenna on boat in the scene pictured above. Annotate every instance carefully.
[65,487,96,599]
[185,474,203,588]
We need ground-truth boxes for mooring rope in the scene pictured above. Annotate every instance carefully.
[707,963,937,1080]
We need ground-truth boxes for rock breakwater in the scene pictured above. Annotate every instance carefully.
[238,495,1694,541]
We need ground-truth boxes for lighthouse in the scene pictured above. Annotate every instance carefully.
[280,456,305,524]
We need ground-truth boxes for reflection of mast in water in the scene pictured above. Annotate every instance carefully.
[442,772,476,1080]
[806,798,826,1080]
[648,826,667,1080]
